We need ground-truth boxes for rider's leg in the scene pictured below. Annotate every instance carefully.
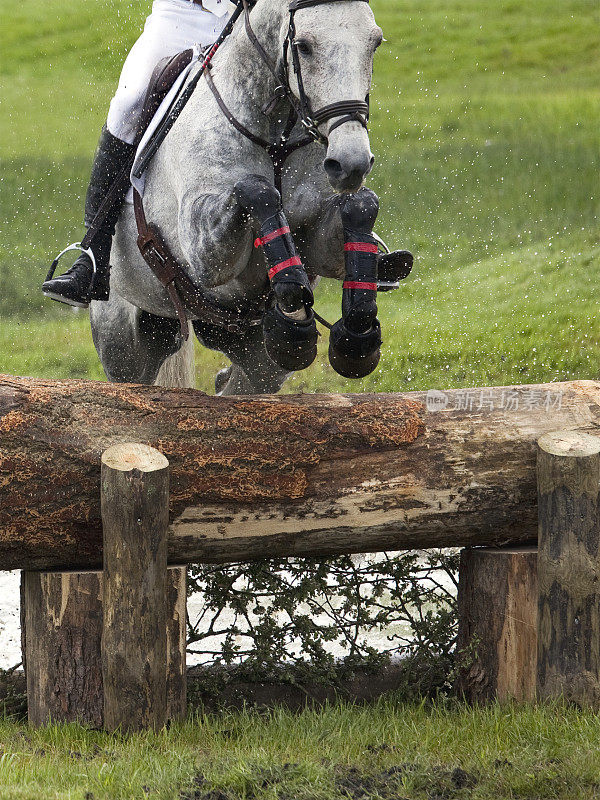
[43,0,230,307]
[42,128,136,307]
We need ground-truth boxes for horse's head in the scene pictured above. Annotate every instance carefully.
[285,1,382,192]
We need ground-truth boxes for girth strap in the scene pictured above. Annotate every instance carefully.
[133,189,190,339]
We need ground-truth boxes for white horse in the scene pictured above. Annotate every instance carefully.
[90,0,407,394]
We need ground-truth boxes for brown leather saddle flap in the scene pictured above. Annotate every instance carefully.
[134,49,195,149]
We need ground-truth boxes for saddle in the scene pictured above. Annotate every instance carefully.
[136,50,195,150]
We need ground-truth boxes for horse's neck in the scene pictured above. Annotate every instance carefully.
[207,0,286,136]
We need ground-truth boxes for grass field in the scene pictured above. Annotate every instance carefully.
[3,700,600,800]
[1,3,600,798]
[0,0,598,392]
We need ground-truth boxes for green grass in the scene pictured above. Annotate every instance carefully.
[2,700,600,799]
[0,0,598,391]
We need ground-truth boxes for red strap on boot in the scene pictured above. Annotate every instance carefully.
[343,281,378,291]
[268,256,303,280]
[254,227,291,248]
[344,242,378,254]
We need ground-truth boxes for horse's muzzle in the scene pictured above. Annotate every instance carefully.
[324,152,375,193]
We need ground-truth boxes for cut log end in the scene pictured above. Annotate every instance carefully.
[101,442,169,473]
[537,430,600,458]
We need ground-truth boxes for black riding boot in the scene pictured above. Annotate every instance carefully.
[42,126,136,307]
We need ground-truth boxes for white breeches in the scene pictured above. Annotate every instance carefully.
[107,0,229,144]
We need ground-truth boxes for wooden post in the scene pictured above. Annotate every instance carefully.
[537,431,600,707]
[21,567,187,727]
[455,547,538,703]
[166,565,188,721]
[101,443,170,732]
[22,570,104,727]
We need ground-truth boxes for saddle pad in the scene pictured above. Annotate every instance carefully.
[130,45,202,200]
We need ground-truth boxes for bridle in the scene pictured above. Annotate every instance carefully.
[205,0,372,194]
[284,0,370,142]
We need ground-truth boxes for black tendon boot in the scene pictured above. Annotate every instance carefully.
[234,176,317,371]
[329,190,382,379]
[254,211,318,370]
[42,126,136,307]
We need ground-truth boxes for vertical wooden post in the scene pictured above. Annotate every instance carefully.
[21,567,187,727]
[455,547,538,703]
[537,431,600,707]
[166,565,188,722]
[101,443,170,732]
[22,571,104,727]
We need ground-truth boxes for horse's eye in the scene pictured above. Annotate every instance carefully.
[295,39,313,57]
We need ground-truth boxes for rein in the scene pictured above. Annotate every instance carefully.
[205,0,371,194]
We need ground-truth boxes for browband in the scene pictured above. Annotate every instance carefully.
[289,0,369,10]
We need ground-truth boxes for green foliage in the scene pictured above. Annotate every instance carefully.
[0,666,26,719]
[187,551,459,691]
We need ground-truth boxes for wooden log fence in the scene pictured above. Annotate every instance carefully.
[1,375,599,572]
[3,375,600,726]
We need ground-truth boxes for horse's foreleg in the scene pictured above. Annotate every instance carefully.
[178,189,253,286]
[300,187,383,378]
[233,175,318,371]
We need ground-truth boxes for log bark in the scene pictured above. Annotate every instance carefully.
[101,443,169,732]
[0,375,599,571]
[21,566,187,727]
[537,431,600,707]
[455,547,538,703]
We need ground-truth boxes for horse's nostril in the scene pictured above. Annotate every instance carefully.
[324,158,344,180]
[369,155,375,170]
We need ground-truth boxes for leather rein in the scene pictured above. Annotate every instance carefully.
[134,0,372,340]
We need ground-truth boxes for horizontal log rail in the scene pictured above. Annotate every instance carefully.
[1,374,599,571]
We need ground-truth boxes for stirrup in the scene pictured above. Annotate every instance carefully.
[44,242,97,284]
[372,233,399,290]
